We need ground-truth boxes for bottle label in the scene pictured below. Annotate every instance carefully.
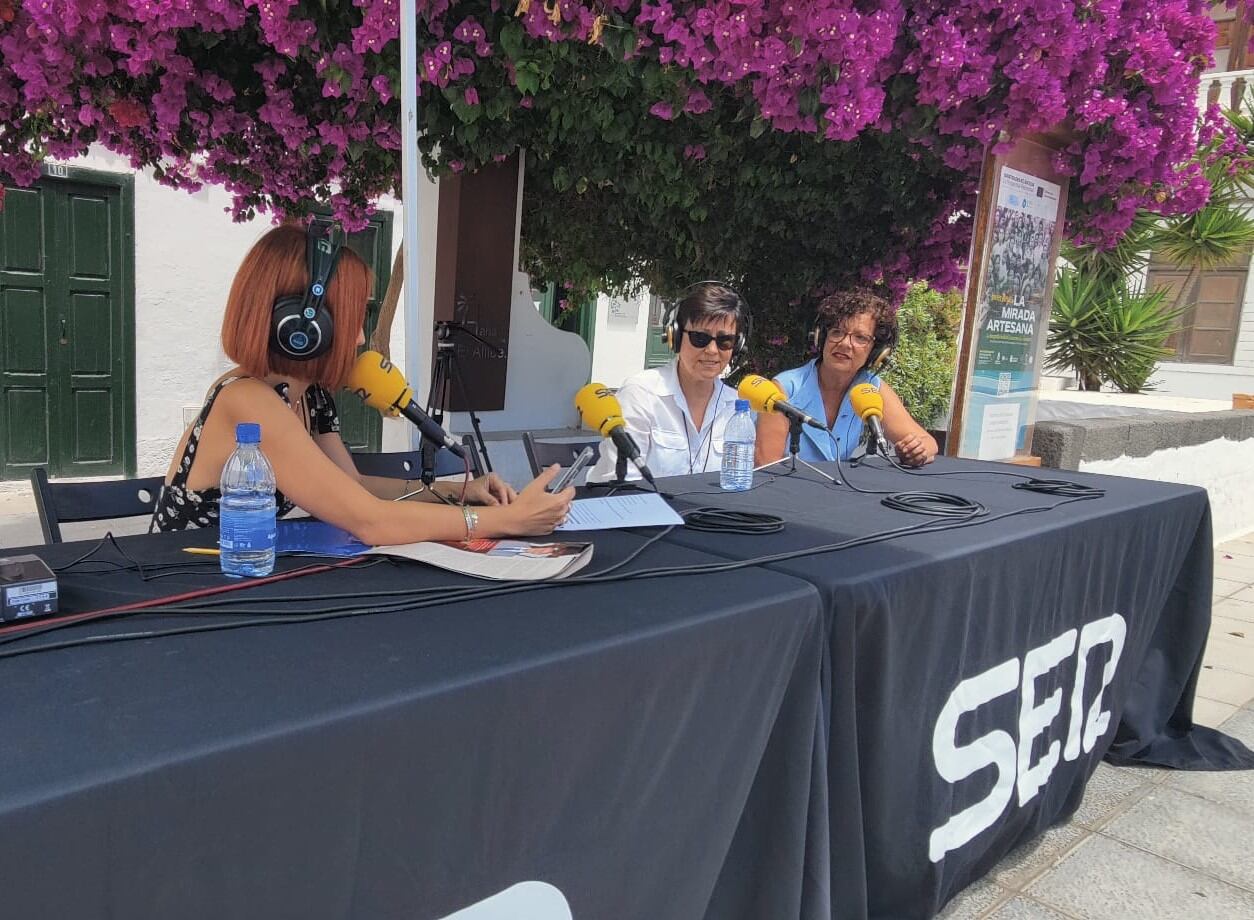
[219,507,277,552]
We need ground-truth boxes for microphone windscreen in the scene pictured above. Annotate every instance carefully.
[574,383,626,436]
[737,375,783,414]
[849,383,884,420]
[347,351,412,416]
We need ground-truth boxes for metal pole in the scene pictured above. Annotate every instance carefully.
[400,0,428,450]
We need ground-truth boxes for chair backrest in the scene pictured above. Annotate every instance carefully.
[29,467,164,545]
[458,435,486,478]
[521,433,602,478]
[352,437,484,481]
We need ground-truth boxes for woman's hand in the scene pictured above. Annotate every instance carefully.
[461,472,517,505]
[894,432,936,468]
[500,465,574,535]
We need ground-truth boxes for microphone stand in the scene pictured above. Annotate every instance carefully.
[419,437,440,487]
[754,416,838,483]
[584,451,655,494]
[427,320,505,475]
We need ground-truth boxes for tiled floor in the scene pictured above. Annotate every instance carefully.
[939,532,1254,920]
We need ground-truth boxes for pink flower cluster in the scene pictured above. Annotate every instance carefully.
[0,0,1221,284]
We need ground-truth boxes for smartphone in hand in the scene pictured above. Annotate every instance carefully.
[547,446,596,493]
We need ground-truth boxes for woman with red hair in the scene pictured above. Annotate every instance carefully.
[150,224,572,544]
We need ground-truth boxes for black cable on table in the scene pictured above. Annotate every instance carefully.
[855,452,1106,500]
[681,508,784,535]
[828,433,987,519]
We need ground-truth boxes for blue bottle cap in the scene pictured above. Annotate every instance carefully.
[735,399,750,412]
[236,422,261,444]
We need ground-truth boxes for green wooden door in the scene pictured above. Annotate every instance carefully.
[336,212,393,452]
[0,173,135,479]
[643,293,672,368]
[536,281,597,351]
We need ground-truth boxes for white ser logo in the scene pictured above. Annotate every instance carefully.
[929,613,1126,863]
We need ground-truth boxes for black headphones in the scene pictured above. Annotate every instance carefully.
[661,280,752,359]
[809,314,894,373]
[270,219,344,361]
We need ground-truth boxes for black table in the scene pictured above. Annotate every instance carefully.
[5,457,1250,920]
[0,530,829,920]
[654,455,1254,919]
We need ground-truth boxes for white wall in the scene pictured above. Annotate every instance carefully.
[1081,437,1254,543]
[590,290,651,387]
[1151,362,1254,401]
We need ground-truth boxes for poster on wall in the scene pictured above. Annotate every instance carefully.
[952,138,1069,462]
[607,295,640,326]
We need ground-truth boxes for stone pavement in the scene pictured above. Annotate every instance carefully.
[939,532,1254,920]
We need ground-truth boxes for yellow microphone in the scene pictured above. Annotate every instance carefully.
[849,383,892,457]
[347,351,465,457]
[737,375,824,429]
[574,383,655,484]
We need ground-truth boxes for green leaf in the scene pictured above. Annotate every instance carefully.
[515,66,540,96]
[448,98,482,124]
[500,21,525,60]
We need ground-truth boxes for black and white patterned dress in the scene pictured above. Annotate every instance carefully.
[148,377,340,532]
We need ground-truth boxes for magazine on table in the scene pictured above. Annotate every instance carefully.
[367,538,594,581]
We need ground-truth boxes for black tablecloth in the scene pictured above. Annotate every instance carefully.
[653,455,1254,919]
[0,530,828,920]
[5,455,1250,920]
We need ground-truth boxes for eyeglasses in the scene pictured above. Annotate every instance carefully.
[683,329,737,351]
[826,328,874,348]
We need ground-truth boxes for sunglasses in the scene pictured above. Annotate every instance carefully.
[683,329,738,351]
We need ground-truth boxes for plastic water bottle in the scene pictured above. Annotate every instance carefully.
[218,422,277,577]
[720,399,756,492]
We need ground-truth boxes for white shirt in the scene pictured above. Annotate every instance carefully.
[586,359,741,483]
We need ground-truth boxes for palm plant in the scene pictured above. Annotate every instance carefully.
[1047,268,1182,392]
[1061,212,1158,287]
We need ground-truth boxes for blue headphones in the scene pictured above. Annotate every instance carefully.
[269,219,343,361]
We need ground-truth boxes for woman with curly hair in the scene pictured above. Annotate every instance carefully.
[756,289,937,467]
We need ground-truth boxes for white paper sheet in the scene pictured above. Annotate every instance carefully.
[555,493,685,531]
[977,402,1021,460]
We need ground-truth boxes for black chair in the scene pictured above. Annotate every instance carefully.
[521,432,601,478]
[352,435,484,480]
[29,467,164,545]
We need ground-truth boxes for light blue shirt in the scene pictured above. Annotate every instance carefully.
[772,361,882,462]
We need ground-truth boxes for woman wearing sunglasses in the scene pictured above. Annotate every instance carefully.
[756,289,937,467]
[586,282,751,482]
